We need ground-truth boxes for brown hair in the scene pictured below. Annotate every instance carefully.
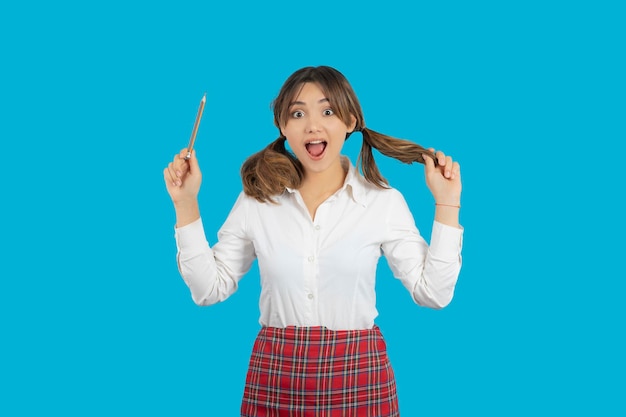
[241,66,436,202]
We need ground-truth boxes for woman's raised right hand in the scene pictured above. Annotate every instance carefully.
[163,148,203,205]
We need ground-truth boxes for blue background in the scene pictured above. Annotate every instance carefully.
[1,0,624,415]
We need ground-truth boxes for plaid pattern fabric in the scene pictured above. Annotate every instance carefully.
[240,326,399,416]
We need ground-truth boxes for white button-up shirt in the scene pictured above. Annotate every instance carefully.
[175,158,463,330]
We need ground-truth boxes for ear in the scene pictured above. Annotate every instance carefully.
[348,115,357,133]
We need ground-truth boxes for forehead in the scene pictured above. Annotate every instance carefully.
[290,82,327,105]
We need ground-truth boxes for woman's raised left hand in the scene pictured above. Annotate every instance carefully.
[423,148,462,206]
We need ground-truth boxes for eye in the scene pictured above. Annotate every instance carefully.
[323,108,334,116]
[291,110,304,118]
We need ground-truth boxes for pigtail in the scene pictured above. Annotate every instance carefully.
[358,127,437,188]
[241,137,304,203]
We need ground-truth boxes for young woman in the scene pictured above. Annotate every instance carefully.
[163,66,463,416]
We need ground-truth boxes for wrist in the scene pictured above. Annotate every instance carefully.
[435,202,461,208]
[434,202,461,228]
[173,197,199,209]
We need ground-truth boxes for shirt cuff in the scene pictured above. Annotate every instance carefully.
[175,217,210,253]
[429,220,464,260]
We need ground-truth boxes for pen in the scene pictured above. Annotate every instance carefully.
[185,93,206,160]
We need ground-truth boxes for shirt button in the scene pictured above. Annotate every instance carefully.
[307,294,314,300]
[308,256,314,262]
[314,225,321,230]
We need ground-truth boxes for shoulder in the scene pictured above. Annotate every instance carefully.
[367,185,408,211]
[352,174,413,221]
[235,189,292,212]
[351,170,407,207]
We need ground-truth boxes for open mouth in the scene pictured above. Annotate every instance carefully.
[305,140,327,158]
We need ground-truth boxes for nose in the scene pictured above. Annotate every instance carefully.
[305,113,322,133]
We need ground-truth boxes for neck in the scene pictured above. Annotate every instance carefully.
[300,158,347,198]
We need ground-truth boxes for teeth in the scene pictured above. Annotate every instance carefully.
[308,140,324,144]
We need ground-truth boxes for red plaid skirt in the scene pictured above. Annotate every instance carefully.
[240,325,399,416]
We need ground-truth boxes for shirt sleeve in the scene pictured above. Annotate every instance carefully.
[381,190,463,309]
[174,192,256,306]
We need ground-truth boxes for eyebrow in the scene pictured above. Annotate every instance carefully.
[288,97,330,107]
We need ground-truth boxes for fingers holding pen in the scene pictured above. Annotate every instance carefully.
[163,149,202,206]
[165,148,191,187]
[185,148,201,176]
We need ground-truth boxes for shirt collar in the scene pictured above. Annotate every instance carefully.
[341,157,367,206]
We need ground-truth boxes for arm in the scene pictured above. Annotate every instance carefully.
[406,149,463,307]
[175,199,256,306]
[164,149,255,305]
[382,190,463,309]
